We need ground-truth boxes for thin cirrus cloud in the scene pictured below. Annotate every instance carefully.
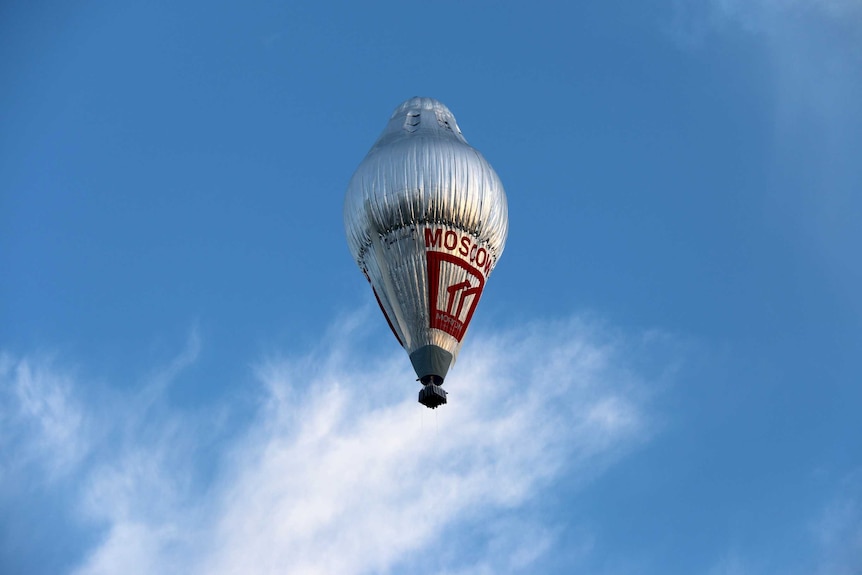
[668,0,862,43]
[810,471,862,575]
[703,472,862,575]
[0,353,89,480]
[3,313,670,575]
[669,0,862,317]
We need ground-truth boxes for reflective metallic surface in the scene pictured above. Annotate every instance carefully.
[345,97,508,385]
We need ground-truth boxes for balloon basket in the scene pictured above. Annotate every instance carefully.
[418,383,448,409]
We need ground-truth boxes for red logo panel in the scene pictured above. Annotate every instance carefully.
[427,251,485,341]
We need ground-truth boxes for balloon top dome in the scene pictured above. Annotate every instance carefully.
[345,97,508,268]
[364,97,468,153]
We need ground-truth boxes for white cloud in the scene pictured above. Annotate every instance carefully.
[0,353,89,479]
[2,314,674,575]
[134,324,201,409]
[191,317,658,575]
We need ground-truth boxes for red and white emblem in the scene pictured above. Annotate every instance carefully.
[424,227,488,341]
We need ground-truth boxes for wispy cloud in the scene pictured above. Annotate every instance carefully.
[703,469,862,575]
[667,0,862,317]
[2,314,674,574]
[0,353,89,479]
[667,0,862,46]
[811,470,862,575]
[707,551,752,575]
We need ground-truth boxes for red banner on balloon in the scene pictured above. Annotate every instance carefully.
[426,250,485,341]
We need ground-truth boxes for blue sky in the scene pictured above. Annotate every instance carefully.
[2,1,861,574]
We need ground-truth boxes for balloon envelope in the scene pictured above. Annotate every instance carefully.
[344,97,508,405]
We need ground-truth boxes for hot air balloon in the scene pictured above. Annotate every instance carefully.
[345,97,508,408]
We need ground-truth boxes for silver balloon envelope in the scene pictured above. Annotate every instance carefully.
[344,97,508,407]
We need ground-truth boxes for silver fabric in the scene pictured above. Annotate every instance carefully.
[344,97,509,372]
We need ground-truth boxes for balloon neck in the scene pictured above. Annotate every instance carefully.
[409,345,453,382]
[419,374,443,386]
